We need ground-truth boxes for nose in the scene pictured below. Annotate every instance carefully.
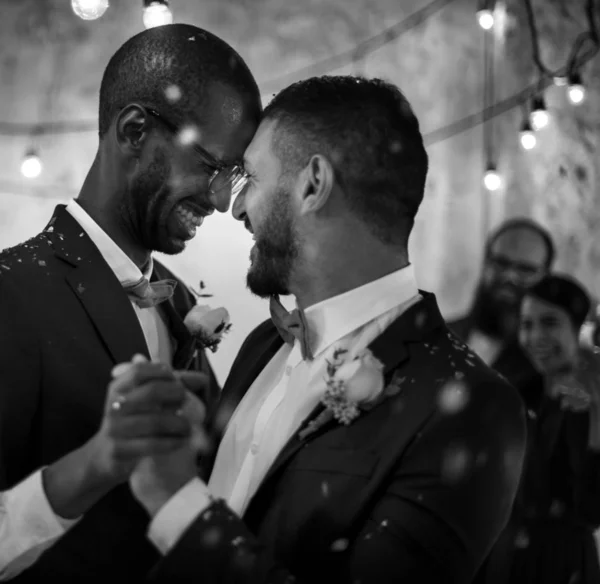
[208,189,232,214]
[232,190,246,222]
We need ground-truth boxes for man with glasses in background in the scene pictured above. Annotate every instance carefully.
[0,24,261,583]
[448,218,556,410]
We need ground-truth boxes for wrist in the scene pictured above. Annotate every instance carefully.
[132,461,197,518]
[43,439,120,520]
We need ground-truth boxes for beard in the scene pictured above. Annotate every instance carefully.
[471,281,525,341]
[246,185,299,298]
[121,148,182,255]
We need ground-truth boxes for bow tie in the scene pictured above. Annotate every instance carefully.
[269,296,314,361]
[124,277,177,309]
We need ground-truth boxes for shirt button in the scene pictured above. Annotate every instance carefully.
[285,365,293,376]
[250,443,259,455]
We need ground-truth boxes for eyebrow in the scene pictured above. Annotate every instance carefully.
[191,143,222,167]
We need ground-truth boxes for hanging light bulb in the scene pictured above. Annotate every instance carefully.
[483,164,502,191]
[21,148,42,179]
[71,0,109,20]
[567,72,586,105]
[143,0,173,29]
[529,96,549,130]
[477,9,495,30]
[519,120,537,150]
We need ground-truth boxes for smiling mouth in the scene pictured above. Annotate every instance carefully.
[173,200,212,239]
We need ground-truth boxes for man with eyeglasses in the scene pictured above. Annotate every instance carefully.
[448,218,556,410]
[0,24,260,583]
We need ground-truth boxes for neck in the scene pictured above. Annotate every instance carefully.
[77,154,150,270]
[290,230,409,309]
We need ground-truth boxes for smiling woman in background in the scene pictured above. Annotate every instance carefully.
[480,273,600,584]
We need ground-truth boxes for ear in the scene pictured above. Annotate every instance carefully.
[297,154,335,215]
[114,104,152,156]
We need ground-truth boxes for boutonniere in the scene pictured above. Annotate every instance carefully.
[299,347,405,441]
[184,281,232,353]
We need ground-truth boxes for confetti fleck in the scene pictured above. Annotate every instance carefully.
[441,443,471,484]
[165,84,182,102]
[77,283,85,294]
[177,125,200,147]
[231,536,245,546]
[321,481,329,497]
[202,526,222,547]
[437,380,469,414]
[514,528,529,549]
[389,140,402,153]
[330,538,349,552]
[38,260,46,267]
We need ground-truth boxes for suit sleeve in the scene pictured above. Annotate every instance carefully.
[146,378,527,584]
[0,275,42,489]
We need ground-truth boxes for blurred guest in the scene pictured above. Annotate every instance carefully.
[479,274,600,584]
[449,218,555,409]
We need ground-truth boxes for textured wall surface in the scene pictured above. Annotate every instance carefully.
[0,0,598,381]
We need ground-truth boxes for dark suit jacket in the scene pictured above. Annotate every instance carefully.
[448,314,544,411]
[148,292,527,584]
[0,205,219,583]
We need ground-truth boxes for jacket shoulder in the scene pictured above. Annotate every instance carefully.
[0,231,56,285]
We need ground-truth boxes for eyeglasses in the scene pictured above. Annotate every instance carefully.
[487,254,545,284]
[146,108,250,199]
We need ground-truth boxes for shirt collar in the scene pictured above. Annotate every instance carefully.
[66,199,152,285]
[301,264,419,359]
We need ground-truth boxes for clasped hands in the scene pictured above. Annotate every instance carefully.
[88,354,210,516]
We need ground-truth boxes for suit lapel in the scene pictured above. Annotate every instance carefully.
[50,206,150,364]
[246,292,445,514]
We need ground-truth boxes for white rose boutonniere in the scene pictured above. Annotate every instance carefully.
[298,348,389,441]
[184,304,232,353]
[322,348,385,424]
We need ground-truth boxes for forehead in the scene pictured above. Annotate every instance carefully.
[490,227,548,266]
[186,82,259,162]
[243,118,281,172]
[521,295,567,320]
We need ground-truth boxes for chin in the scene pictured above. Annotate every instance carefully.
[247,265,288,298]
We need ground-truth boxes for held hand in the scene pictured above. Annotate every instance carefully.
[130,373,210,516]
[85,356,207,487]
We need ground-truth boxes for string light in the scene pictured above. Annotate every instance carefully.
[567,72,586,105]
[529,96,549,130]
[477,9,494,30]
[20,148,42,179]
[71,0,109,21]
[519,120,537,150]
[143,0,173,29]
[483,164,501,191]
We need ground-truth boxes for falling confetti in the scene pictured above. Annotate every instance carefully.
[514,528,529,549]
[441,443,471,484]
[321,482,329,497]
[389,140,402,153]
[202,526,222,547]
[330,538,349,552]
[437,380,469,415]
[177,125,200,147]
[165,84,182,103]
[38,260,46,267]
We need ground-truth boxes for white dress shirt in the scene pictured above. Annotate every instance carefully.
[0,200,174,580]
[148,264,421,554]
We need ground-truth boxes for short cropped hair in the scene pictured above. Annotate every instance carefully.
[485,218,555,270]
[98,24,260,137]
[263,76,429,247]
